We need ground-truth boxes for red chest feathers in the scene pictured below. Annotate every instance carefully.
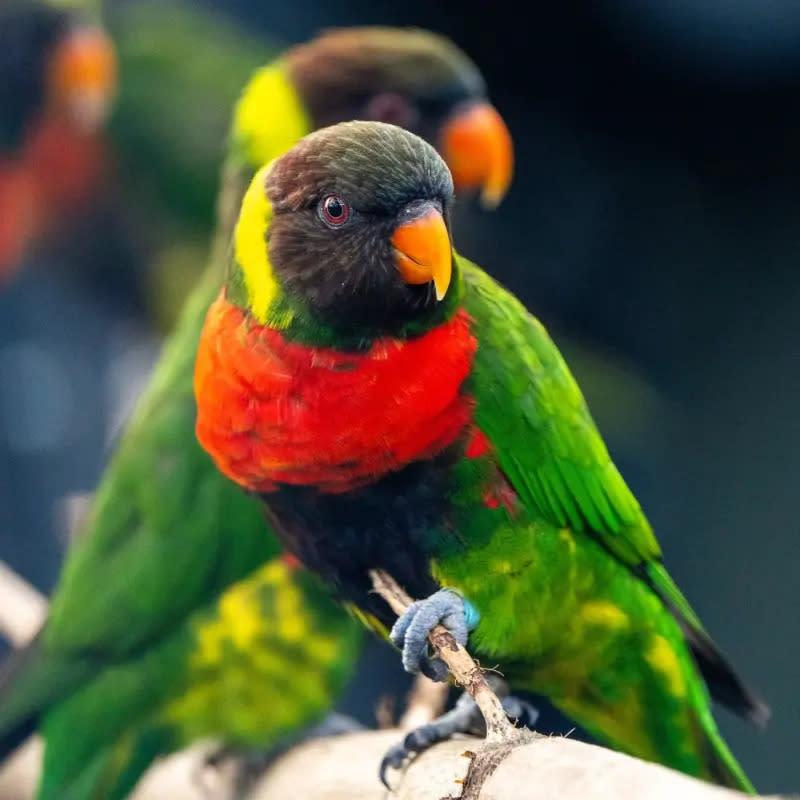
[195,294,477,493]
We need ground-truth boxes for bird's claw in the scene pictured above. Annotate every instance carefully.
[379,688,538,788]
[389,588,479,679]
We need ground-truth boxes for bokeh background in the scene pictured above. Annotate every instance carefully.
[1,0,798,793]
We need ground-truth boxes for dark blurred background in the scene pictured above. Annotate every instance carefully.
[0,0,798,792]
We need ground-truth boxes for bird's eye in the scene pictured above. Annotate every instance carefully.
[319,195,350,227]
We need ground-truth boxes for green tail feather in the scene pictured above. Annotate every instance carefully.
[696,716,756,794]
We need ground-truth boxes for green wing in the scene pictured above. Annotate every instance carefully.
[45,269,275,655]
[460,253,767,724]
[460,255,659,567]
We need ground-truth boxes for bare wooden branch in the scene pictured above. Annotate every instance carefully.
[251,731,787,800]
[368,568,524,746]
[0,561,47,648]
[0,563,787,800]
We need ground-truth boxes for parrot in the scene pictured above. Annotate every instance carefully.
[0,0,116,281]
[0,28,515,800]
[193,120,770,794]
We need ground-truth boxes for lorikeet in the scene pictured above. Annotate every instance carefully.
[194,120,769,794]
[0,1,116,280]
[0,28,514,800]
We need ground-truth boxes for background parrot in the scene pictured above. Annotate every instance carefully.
[0,28,515,800]
[0,0,116,282]
[194,120,769,794]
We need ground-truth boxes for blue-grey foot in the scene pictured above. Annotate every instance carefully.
[379,686,538,787]
[389,588,480,681]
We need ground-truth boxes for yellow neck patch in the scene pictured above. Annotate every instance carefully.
[233,164,292,326]
[232,61,311,170]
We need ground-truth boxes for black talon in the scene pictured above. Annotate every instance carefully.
[378,687,538,787]
[380,742,411,788]
[419,655,450,682]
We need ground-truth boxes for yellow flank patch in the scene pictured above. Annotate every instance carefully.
[580,601,628,630]
[219,585,263,650]
[304,635,339,664]
[645,635,686,698]
[163,559,349,743]
[234,166,288,325]
[194,560,300,665]
[276,567,306,644]
[559,528,576,555]
[233,62,311,169]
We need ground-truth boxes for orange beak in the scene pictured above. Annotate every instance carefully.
[392,203,453,301]
[439,101,514,209]
[47,25,117,131]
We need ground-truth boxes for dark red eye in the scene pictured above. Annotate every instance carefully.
[319,195,349,227]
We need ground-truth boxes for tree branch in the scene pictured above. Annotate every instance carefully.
[250,730,786,800]
[0,562,47,647]
[0,563,786,800]
[369,568,523,746]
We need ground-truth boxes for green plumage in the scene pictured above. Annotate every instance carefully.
[433,256,761,791]
[0,21,511,796]
[2,258,361,799]
[198,120,764,793]
[0,53,362,800]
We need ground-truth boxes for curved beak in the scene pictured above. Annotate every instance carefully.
[392,202,453,301]
[48,25,118,131]
[439,101,514,209]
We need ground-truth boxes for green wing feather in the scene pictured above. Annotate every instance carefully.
[460,256,659,566]
[459,254,767,726]
[44,269,276,655]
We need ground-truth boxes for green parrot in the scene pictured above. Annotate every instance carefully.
[194,121,769,794]
[0,28,514,800]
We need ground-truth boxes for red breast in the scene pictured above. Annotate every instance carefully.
[195,293,478,493]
